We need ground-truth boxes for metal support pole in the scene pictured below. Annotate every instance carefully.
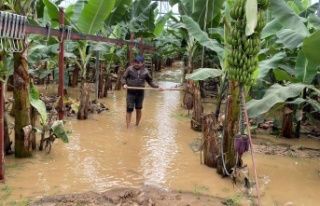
[0,79,4,182]
[58,7,64,120]
[95,51,100,101]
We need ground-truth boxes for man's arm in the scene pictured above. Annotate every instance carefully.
[121,68,129,89]
[145,72,159,88]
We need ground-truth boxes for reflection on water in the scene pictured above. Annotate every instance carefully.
[2,62,320,205]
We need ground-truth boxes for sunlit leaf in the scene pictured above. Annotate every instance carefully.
[245,0,257,36]
[29,83,48,124]
[186,68,222,81]
[51,120,69,143]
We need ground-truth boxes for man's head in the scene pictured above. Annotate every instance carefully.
[133,55,144,69]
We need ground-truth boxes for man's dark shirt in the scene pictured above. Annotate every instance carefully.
[121,66,158,93]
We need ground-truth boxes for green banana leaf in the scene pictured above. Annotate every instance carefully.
[172,0,224,29]
[247,83,320,118]
[258,52,286,79]
[261,18,283,39]
[273,68,299,83]
[287,1,300,14]
[130,0,158,35]
[270,0,309,37]
[245,0,258,36]
[308,14,320,30]
[154,11,172,36]
[42,0,70,26]
[306,98,320,112]
[105,0,131,26]
[299,2,319,18]
[76,0,115,34]
[191,0,224,28]
[295,50,318,84]
[185,68,222,81]
[29,83,48,125]
[182,15,224,59]
[276,29,305,50]
[70,0,88,23]
[51,120,69,143]
[302,30,320,65]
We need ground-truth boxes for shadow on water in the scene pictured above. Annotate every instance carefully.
[2,61,320,205]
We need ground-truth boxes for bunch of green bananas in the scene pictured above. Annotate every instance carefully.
[227,0,269,85]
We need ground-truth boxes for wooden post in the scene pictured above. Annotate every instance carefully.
[58,7,65,120]
[0,80,4,181]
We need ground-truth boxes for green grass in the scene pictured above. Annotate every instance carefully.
[0,186,13,201]
[3,199,32,206]
[222,194,242,206]
[193,185,209,200]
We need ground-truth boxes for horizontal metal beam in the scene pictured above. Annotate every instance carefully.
[25,24,155,50]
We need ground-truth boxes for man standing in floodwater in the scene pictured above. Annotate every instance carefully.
[122,55,163,128]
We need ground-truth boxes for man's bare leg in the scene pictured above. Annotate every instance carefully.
[136,109,142,126]
[126,112,132,128]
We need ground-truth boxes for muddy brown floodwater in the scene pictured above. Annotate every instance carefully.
[1,62,320,206]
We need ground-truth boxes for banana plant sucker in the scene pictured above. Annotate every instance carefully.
[186,36,197,71]
[76,41,92,81]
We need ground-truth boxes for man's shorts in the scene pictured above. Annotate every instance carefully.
[126,91,144,112]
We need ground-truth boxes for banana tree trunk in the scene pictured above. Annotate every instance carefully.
[70,65,80,87]
[217,81,239,175]
[114,67,125,90]
[281,104,293,138]
[191,84,202,131]
[202,113,220,167]
[98,61,105,98]
[103,75,112,97]
[77,83,90,120]
[13,51,32,157]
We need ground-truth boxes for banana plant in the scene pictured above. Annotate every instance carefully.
[29,82,69,152]
[42,0,116,119]
[246,0,320,138]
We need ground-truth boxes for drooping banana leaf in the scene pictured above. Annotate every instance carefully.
[295,50,318,84]
[29,83,48,125]
[299,2,319,18]
[70,0,89,23]
[154,11,172,36]
[306,97,320,112]
[261,18,283,39]
[273,68,299,83]
[130,1,158,35]
[258,52,286,79]
[276,29,305,50]
[76,0,115,35]
[185,68,222,81]
[308,14,320,30]
[105,0,131,26]
[182,15,224,60]
[51,120,69,143]
[269,0,309,37]
[247,83,320,117]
